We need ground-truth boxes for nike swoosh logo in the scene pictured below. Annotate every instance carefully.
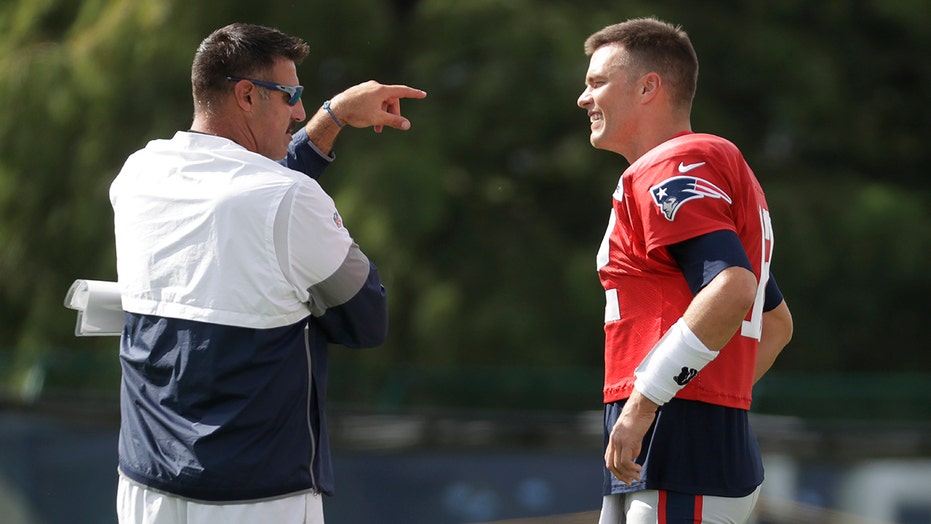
[678,161,706,173]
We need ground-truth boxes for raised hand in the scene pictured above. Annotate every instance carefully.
[326,80,427,132]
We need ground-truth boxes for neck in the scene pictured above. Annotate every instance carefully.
[189,114,219,136]
[625,118,692,163]
[190,113,253,151]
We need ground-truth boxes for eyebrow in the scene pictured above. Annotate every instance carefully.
[585,72,608,85]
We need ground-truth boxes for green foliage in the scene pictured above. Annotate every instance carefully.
[0,0,928,413]
[768,176,931,371]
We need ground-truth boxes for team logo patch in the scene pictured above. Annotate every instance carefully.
[650,176,732,221]
[333,211,343,229]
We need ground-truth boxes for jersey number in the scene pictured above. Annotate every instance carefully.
[740,207,773,340]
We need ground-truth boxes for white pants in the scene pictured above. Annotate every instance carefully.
[117,475,325,524]
[599,486,761,524]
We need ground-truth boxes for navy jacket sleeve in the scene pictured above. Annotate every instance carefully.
[281,128,334,180]
[311,261,388,348]
[281,130,386,347]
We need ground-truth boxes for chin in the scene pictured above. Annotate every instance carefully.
[590,134,607,150]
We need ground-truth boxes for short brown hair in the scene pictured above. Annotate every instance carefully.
[584,17,698,107]
[191,23,310,114]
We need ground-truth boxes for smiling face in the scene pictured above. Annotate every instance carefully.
[577,44,641,159]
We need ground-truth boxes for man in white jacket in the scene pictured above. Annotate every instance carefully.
[109,22,425,524]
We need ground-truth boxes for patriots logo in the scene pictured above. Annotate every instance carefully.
[650,176,732,221]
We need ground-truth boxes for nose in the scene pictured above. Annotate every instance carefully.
[292,99,307,123]
[577,87,592,109]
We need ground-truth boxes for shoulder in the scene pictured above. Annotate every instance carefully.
[624,134,711,186]
[628,134,745,188]
[655,133,741,163]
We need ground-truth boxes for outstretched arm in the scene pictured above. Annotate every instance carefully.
[304,80,427,155]
[282,80,427,180]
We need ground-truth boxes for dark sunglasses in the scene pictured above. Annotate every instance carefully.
[227,76,303,106]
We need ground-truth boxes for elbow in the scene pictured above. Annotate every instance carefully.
[766,300,794,351]
[340,295,389,349]
[355,308,389,348]
[312,286,389,349]
[726,267,760,318]
[324,314,387,349]
[778,303,794,348]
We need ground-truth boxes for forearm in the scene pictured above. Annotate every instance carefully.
[302,106,343,157]
[682,266,758,350]
[300,81,426,156]
[283,127,334,179]
[753,300,793,383]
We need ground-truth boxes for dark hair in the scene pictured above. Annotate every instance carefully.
[584,17,698,107]
[192,23,310,114]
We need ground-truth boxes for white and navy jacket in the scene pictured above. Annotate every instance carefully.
[111,129,387,501]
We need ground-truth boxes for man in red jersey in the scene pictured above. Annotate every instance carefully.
[577,18,793,523]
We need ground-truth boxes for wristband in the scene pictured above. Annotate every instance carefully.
[633,318,718,405]
[323,100,343,128]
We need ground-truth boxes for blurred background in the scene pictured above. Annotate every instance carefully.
[1,0,929,522]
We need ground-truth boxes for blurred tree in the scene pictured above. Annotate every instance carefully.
[0,0,200,392]
[0,0,928,410]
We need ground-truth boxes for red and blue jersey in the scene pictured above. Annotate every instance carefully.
[597,132,774,409]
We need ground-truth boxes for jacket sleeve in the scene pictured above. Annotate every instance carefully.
[280,128,333,180]
[275,178,388,348]
[311,260,388,348]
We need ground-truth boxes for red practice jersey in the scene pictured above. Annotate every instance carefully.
[597,132,774,409]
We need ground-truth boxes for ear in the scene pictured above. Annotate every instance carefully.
[230,79,257,111]
[639,72,662,103]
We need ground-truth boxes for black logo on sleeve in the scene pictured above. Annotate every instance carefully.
[673,367,698,386]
